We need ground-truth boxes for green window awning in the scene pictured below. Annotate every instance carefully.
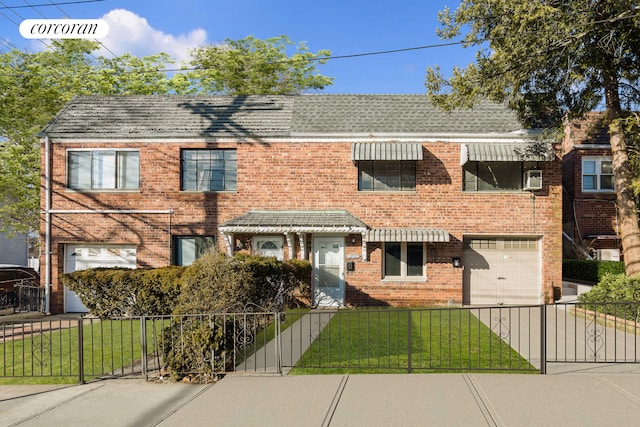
[366,228,449,243]
[460,143,554,165]
[351,142,423,161]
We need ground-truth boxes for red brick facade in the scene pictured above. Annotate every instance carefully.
[561,115,619,259]
[41,138,563,313]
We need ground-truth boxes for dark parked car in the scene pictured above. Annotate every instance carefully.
[0,265,40,290]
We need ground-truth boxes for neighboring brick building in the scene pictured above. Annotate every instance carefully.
[561,114,620,261]
[40,95,562,313]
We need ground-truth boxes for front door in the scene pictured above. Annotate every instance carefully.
[313,237,345,307]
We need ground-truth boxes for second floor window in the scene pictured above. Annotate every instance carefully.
[582,157,614,192]
[463,161,537,192]
[67,150,139,190]
[181,149,237,192]
[358,161,416,191]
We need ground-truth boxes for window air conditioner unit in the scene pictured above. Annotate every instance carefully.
[523,170,542,191]
[596,249,620,261]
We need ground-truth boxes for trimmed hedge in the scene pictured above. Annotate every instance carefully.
[60,266,185,317]
[174,252,312,314]
[578,273,640,321]
[563,259,625,283]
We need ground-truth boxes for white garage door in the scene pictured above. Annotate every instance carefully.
[463,238,541,305]
[64,244,136,313]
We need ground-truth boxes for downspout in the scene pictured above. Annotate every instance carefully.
[44,136,51,314]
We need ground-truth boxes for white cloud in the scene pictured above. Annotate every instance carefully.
[98,9,207,65]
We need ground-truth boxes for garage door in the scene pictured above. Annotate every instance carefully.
[463,238,541,305]
[64,244,136,313]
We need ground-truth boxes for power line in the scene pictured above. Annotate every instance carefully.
[0,1,51,50]
[0,0,104,9]
[41,0,118,57]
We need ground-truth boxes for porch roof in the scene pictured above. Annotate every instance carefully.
[350,142,423,161]
[219,210,369,234]
[366,228,450,243]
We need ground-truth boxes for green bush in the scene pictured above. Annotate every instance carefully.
[563,259,625,282]
[166,252,311,380]
[578,273,640,321]
[174,252,311,314]
[162,315,234,381]
[579,274,640,303]
[60,266,185,317]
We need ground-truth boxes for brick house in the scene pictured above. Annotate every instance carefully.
[561,114,620,260]
[40,95,562,313]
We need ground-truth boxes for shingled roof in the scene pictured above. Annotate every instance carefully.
[40,94,526,139]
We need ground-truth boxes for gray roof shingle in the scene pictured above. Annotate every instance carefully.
[41,94,526,138]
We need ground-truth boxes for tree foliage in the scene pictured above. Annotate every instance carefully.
[0,36,332,234]
[0,40,185,233]
[426,0,640,276]
[187,35,333,95]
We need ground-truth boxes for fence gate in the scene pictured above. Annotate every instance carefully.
[545,302,640,367]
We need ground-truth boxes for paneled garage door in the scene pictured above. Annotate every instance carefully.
[463,238,541,305]
[64,244,136,313]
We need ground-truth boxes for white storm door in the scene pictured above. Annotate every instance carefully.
[313,237,345,307]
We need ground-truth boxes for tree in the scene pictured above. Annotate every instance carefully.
[426,0,640,276]
[187,35,333,94]
[0,40,185,234]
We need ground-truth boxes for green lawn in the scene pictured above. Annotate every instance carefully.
[0,310,309,385]
[234,308,308,365]
[291,308,535,374]
[0,318,165,385]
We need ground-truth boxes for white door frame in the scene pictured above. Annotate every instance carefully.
[312,236,345,307]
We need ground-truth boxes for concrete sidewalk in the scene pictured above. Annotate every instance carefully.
[3,370,640,427]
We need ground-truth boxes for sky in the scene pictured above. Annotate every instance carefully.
[0,0,477,94]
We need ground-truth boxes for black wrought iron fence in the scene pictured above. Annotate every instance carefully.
[286,307,543,373]
[1,303,639,383]
[546,302,639,365]
[0,283,43,313]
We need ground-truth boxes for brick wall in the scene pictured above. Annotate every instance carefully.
[561,115,618,255]
[42,139,563,312]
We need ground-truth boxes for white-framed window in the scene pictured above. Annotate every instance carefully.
[582,157,614,192]
[67,149,139,190]
[181,149,237,192]
[358,161,416,191]
[174,236,216,266]
[382,242,425,279]
[252,236,284,260]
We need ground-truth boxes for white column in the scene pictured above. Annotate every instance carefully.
[222,233,234,257]
[285,232,295,260]
[362,232,368,261]
[298,233,307,260]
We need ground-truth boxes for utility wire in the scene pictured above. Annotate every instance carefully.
[41,0,118,57]
[0,0,104,9]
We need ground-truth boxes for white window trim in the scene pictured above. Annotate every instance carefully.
[252,236,285,260]
[582,156,614,193]
[382,242,427,281]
